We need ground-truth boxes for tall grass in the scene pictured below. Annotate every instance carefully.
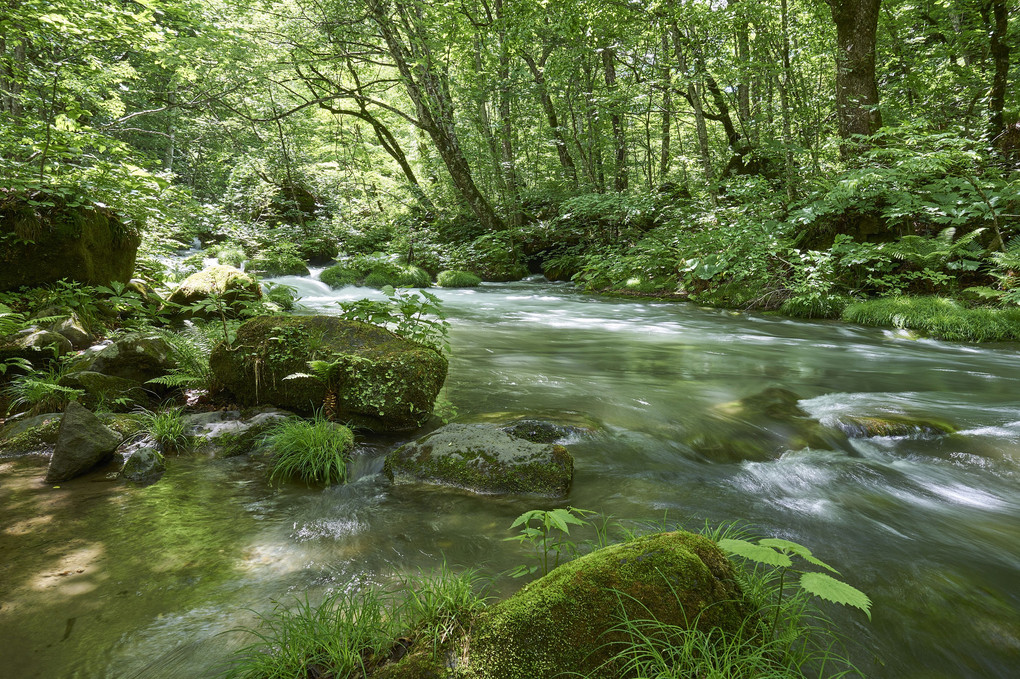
[263,414,354,486]
[223,566,490,678]
[841,295,1020,342]
[436,270,482,288]
[137,406,190,454]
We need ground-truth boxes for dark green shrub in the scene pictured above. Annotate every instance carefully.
[320,265,362,289]
[435,270,481,288]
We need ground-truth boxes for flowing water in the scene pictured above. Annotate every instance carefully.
[2,276,1019,678]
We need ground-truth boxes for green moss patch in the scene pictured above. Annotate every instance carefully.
[468,531,749,679]
[384,423,573,496]
[436,270,482,288]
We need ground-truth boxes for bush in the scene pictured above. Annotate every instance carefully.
[841,295,1020,342]
[246,247,310,277]
[216,246,246,268]
[448,232,528,282]
[435,270,481,288]
[363,263,431,289]
[320,264,362,289]
[137,406,190,453]
[263,415,355,486]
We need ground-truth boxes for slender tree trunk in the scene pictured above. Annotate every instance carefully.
[368,0,504,231]
[828,0,883,159]
[523,52,578,186]
[988,0,1009,142]
[732,0,752,133]
[672,27,713,187]
[780,0,796,200]
[601,46,628,192]
[495,0,520,224]
[659,33,672,181]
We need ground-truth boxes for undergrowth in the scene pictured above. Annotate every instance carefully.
[263,414,354,486]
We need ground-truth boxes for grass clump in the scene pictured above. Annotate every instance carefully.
[841,295,1020,342]
[263,414,355,486]
[137,406,190,453]
[436,270,482,288]
[364,263,431,289]
[216,246,246,268]
[224,566,490,679]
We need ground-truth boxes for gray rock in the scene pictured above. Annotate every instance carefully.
[58,371,150,411]
[48,315,91,349]
[384,423,573,496]
[83,333,175,385]
[0,328,73,366]
[120,445,166,484]
[45,401,123,482]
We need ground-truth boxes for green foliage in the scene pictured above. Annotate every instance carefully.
[841,296,1020,342]
[216,246,247,268]
[225,588,399,679]
[146,324,215,392]
[399,562,491,657]
[2,363,83,415]
[136,406,190,454]
[262,282,301,311]
[448,232,528,282]
[319,264,362,289]
[435,269,482,288]
[718,537,872,623]
[504,507,591,577]
[336,287,449,353]
[263,414,355,486]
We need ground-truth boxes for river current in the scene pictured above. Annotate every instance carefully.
[1,276,1018,677]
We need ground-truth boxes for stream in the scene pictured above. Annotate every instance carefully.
[1,275,1018,678]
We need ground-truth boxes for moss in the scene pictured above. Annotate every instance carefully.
[468,532,749,679]
[365,263,432,289]
[247,253,310,277]
[321,264,362,289]
[0,416,62,455]
[167,265,262,315]
[209,315,447,431]
[833,414,956,438]
[841,296,1020,342]
[436,270,482,288]
[385,424,573,496]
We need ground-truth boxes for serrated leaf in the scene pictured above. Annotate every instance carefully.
[800,572,871,619]
[717,539,792,568]
[758,538,838,573]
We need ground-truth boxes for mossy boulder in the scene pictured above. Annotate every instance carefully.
[167,265,262,316]
[832,415,955,438]
[468,531,749,679]
[209,315,447,431]
[185,408,293,457]
[0,328,73,369]
[77,332,176,386]
[384,423,573,496]
[683,387,854,462]
[57,371,150,411]
[436,270,482,288]
[246,253,311,277]
[45,401,123,482]
[0,413,63,455]
[0,195,140,291]
[120,445,165,484]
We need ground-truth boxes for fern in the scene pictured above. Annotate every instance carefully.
[146,323,214,391]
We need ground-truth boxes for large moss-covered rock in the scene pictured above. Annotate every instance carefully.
[167,265,261,316]
[209,315,447,431]
[384,423,573,496]
[468,531,749,679]
[0,196,139,291]
[57,371,150,411]
[77,332,175,385]
[45,401,123,482]
[0,413,62,455]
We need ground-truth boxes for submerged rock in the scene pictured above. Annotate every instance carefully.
[684,387,854,462]
[120,445,166,484]
[832,415,955,438]
[384,423,573,496]
[499,419,575,444]
[45,402,123,482]
[209,315,447,431]
[468,531,749,678]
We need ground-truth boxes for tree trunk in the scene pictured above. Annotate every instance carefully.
[522,52,578,186]
[828,0,883,159]
[368,0,504,231]
[671,27,713,187]
[601,46,628,192]
[659,33,672,180]
[988,0,1009,143]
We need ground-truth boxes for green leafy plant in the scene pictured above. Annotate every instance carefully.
[146,324,215,392]
[435,269,482,288]
[2,363,83,415]
[504,507,591,577]
[263,414,354,486]
[336,286,449,353]
[718,536,872,637]
[137,406,190,454]
[399,561,491,659]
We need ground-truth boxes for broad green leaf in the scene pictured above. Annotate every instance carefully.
[717,539,792,568]
[800,572,872,619]
[758,538,838,573]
